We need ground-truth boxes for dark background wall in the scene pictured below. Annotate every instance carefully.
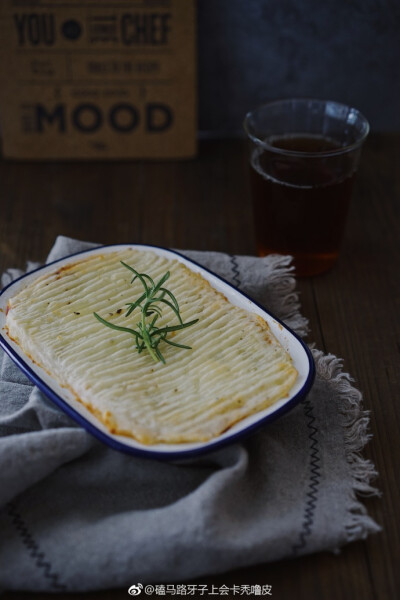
[197,0,400,135]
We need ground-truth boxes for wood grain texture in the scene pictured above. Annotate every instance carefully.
[0,136,399,599]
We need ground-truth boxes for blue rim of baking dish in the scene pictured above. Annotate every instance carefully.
[0,244,315,460]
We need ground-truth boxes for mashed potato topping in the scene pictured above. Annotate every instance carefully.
[6,249,298,444]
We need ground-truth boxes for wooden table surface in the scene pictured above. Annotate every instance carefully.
[0,134,399,599]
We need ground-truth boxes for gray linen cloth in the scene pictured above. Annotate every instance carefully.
[0,237,380,592]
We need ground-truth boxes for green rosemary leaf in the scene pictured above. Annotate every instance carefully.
[144,303,163,318]
[140,273,155,287]
[141,323,159,362]
[154,346,166,364]
[125,292,146,316]
[155,319,199,336]
[152,271,170,295]
[149,314,160,329]
[137,339,145,353]
[159,287,180,312]
[93,312,142,339]
[163,338,193,350]
[145,297,183,324]
[94,264,198,364]
[120,261,151,293]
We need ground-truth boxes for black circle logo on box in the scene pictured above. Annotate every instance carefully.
[61,19,82,41]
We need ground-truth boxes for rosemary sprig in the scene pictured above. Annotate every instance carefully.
[93,262,198,364]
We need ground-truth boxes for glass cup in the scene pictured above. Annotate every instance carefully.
[243,99,369,276]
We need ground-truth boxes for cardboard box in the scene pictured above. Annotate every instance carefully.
[0,0,196,159]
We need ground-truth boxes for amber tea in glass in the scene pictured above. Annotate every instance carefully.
[244,100,369,276]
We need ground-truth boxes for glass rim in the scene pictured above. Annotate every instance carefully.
[243,98,370,158]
